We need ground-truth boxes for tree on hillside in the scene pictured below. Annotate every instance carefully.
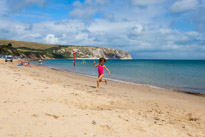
[8,43,12,47]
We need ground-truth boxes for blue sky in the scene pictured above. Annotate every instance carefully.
[0,0,205,59]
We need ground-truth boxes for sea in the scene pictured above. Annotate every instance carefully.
[32,59,205,93]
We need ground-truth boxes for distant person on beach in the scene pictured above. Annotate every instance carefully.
[25,62,31,67]
[93,57,111,89]
[82,59,85,64]
[18,60,23,66]
[81,59,86,64]
[39,59,43,65]
[73,60,75,66]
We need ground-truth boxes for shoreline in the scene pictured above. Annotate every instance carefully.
[35,61,205,97]
[1,59,205,137]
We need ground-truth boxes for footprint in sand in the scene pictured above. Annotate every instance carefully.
[86,90,93,94]
[32,114,39,118]
[100,125,111,130]
[45,113,59,119]
[154,117,160,121]
[109,101,115,105]
[26,82,31,85]
[92,120,96,125]
[187,113,199,121]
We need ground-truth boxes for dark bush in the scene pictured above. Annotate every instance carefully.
[8,43,12,47]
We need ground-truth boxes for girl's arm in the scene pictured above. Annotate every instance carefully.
[104,65,111,76]
[93,61,98,67]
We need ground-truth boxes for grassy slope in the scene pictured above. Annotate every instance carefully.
[0,40,58,49]
[0,40,101,49]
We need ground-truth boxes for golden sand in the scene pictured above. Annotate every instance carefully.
[0,59,204,137]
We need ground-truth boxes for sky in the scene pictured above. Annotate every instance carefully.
[0,0,205,59]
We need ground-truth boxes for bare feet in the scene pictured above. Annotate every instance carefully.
[105,79,107,84]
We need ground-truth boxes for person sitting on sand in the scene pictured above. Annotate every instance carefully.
[18,60,23,66]
[93,57,111,89]
[24,62,31,67]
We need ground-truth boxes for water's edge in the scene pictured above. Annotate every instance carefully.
[36,64,205,97]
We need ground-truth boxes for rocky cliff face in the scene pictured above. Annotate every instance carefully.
[54,47,132,59]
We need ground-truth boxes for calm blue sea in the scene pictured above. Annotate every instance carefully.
[32,59,205,93]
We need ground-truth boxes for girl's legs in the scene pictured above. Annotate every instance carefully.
[97,74,104,89]
[101,79,107,84]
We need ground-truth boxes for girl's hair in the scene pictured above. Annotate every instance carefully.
[99,57,106,63]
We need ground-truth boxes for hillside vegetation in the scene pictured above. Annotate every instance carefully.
[0,40,132,59]
[0,40,57,49]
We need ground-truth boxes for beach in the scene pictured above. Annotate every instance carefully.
[0,59,205,137]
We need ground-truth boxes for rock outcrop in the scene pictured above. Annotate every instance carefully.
[54,47,132,59]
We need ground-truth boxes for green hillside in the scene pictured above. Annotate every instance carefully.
[0,39,58,49]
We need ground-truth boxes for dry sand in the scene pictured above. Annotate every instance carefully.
[0,59,205,137]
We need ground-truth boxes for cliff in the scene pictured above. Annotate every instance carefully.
[0,40,132,59]
[50,47,132,59]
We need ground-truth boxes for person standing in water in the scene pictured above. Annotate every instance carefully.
[73,60,75,66]
[93,57,111,89]
[39,59,43,65]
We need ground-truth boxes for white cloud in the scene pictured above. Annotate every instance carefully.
[132,24,143,33]
[20,33,42,39]
[70,8,97,19]
[0,0,48,15]
[43,34,59,44]
[69,0,109,19]
[131,0,166,6]
[159,28,172,34]
[171,0,198,13]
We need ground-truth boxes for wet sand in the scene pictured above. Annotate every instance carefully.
[0,59,205,137]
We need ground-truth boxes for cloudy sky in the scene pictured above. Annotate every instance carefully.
[0,0,205,59]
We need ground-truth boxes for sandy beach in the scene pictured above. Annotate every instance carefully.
[0,59,205,137]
